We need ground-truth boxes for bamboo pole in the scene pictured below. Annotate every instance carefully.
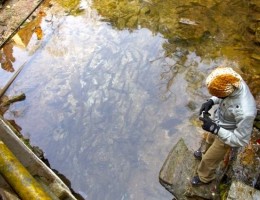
[0,61,26,99]
[0,140,53,200]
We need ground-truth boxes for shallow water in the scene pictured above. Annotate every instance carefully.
[0,0,258,199]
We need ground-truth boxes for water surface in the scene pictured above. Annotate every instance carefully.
[0,0,256,199]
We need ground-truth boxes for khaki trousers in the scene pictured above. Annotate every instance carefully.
[197,133,230,183]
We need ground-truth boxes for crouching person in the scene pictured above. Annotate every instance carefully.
[191,67,257,186]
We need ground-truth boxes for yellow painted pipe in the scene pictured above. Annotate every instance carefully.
[0,140,52,200]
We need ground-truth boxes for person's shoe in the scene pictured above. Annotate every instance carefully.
[193,150,202,160]
[191,176,211,186]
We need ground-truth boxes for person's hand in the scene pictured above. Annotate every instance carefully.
[199,99,214,115]
[199,116,220,135]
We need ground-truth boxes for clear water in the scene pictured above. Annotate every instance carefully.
[0,0,255,199]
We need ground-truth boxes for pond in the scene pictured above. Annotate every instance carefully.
[0,0,259,199]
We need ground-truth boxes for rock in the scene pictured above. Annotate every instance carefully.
[226,127,260,189]
[227,181,260,200]
[126,16,138,28]
[179,18,198,26]
[159,138,220,200]
[251,53,260,61]
[140,6,150,15]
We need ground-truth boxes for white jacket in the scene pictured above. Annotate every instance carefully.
[210,80,257,147]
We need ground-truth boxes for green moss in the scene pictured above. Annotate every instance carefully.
[219,182,231,200]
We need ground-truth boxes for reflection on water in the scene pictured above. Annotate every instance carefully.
[92,0,260,95]
[0,42,15,72]
[0,0,259,199]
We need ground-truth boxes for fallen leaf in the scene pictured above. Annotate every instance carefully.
[34,26,43,40]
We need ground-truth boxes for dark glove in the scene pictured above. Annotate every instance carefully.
[199,99,214,115]
[199,116,220,135]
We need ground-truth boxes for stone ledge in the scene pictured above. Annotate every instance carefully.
[159,138,220,200]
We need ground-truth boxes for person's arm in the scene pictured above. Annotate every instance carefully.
[217,115,255,147]
[210,96,221,105]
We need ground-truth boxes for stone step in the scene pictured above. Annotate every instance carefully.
[159,138,220,200]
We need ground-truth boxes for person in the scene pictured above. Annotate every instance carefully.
[191,66,257,186]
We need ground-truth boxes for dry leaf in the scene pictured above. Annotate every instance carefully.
[34,27,43,40]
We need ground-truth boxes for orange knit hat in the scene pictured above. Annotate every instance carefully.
[206,67,242,97]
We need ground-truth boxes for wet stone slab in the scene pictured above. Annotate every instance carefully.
[0,0,43,47]
[159,138,220,200]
